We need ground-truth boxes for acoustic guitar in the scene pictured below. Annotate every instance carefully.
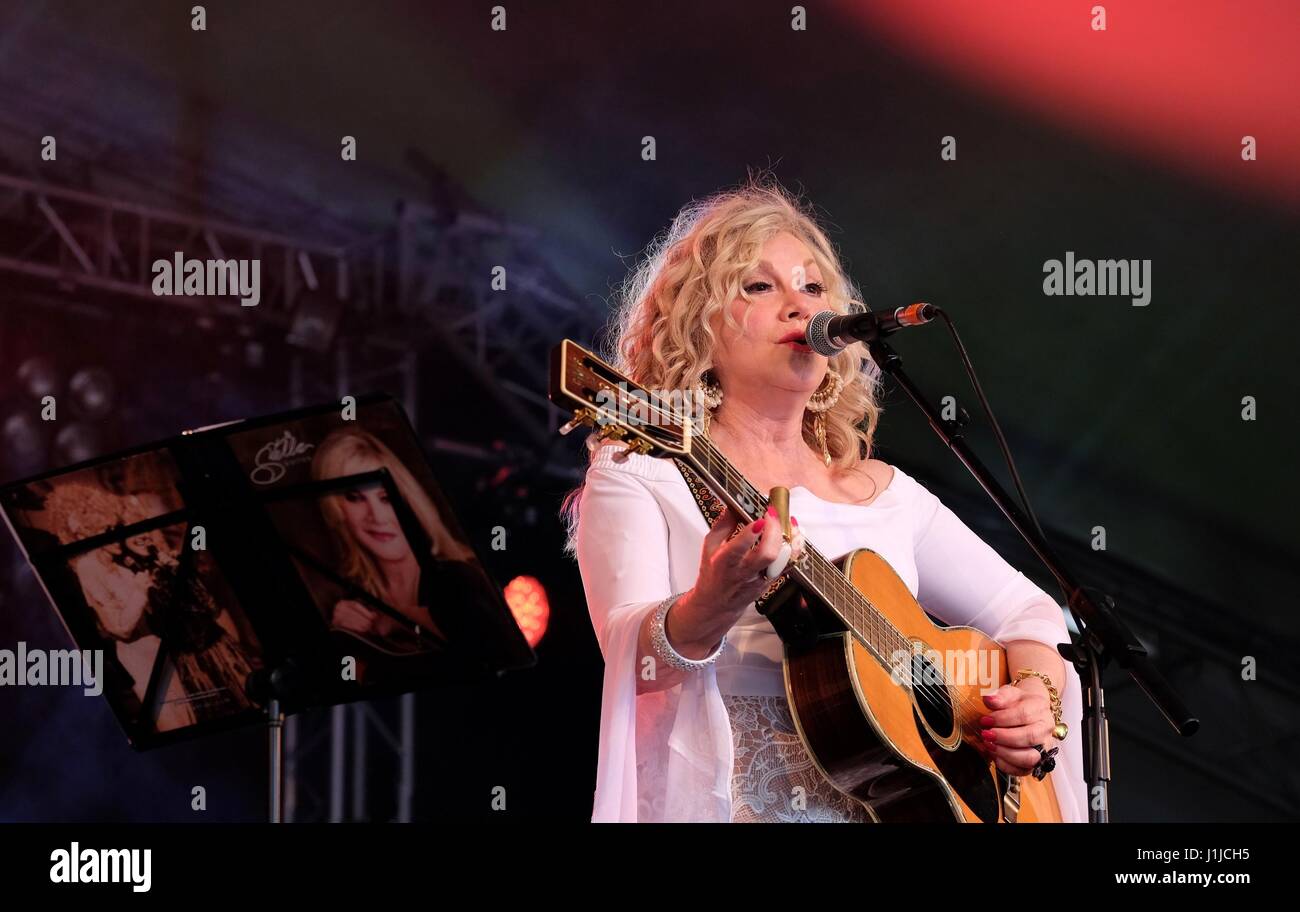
[550,339,1064,823]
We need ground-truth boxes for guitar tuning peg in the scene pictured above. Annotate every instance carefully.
[559,408,595,436]
[612,438,652,463]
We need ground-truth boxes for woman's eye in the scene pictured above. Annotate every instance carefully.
[744,280,823,295]
[344,490,362,502]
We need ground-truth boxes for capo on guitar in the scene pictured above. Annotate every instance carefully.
[765,486,808,576]
[769,486,793,542]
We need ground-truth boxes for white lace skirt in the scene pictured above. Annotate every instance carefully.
[722,693,873,823]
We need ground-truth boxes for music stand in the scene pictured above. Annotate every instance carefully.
[1,393,536,820]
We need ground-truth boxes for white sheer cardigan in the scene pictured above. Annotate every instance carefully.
[573,443,1088,823]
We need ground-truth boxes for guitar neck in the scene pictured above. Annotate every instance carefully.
[684,439,910,669]
[549,339,916,690]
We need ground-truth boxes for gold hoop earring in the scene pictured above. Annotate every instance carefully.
[695,373,723,435]
[805,372,844,468]
[804,371,844,413]
[697,374,723,411]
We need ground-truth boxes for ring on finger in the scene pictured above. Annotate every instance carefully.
[1030,743,1059,780]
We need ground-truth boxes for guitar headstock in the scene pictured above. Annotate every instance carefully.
[548,340,699,459]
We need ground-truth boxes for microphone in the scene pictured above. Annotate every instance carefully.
[805,303,938,356]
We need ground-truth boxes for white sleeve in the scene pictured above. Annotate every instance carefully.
[907,472,1070,649]
[574,459,674,660]
[573,453,676,822]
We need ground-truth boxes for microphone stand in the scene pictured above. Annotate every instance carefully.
[865,335,1199,823]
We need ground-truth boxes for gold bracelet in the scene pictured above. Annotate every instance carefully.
[1013,669,1068,741]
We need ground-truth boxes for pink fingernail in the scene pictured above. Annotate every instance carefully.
[766,505,777,518]
[791,516,799,527]
[751,519,766,534]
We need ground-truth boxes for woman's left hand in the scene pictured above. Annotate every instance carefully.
[978,678,1056,776]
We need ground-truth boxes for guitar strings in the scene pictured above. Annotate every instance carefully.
[601,389,997,727]
[613,392,991,722]
[694,438,994,723]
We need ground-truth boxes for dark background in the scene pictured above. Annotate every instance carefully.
[0,0,1296,821]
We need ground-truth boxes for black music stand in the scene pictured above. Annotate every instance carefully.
[1,394,536,821]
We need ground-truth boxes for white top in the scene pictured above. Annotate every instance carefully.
[574,443,1088,823]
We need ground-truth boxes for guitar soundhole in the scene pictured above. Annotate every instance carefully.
[907,650,1001,821]
[909,653,955,738]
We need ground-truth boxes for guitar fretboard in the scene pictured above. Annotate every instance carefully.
[688,438,912,670]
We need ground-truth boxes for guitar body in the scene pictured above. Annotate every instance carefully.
[782,548,1064,823]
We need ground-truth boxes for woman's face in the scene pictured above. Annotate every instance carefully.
[336,458,413,563]
[710,231,830,401]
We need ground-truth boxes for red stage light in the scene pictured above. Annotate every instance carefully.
[504,575,550,647]
[832,0,1300,208]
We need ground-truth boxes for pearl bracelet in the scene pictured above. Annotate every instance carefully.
[649,593,725,672]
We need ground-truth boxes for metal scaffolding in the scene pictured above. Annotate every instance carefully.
[0,173,353,317]
[0,168,599,822]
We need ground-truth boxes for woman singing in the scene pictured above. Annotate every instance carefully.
[566,178,1087,822]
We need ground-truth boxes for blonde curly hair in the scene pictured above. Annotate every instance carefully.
[563,175,883,549]
[312,427,476,605]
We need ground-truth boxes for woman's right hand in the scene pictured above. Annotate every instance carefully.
[665,507,791,659]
